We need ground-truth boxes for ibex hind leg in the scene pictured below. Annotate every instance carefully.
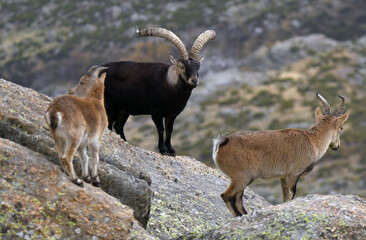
[114,111,130,141]
[234,189,247,215]
[221,178,251,217]
[234,179,253,215]
[54,137,67,173]
[62,143,84,187]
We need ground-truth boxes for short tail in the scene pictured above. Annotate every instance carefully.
[212,134,229,165]
[45,112,62,131]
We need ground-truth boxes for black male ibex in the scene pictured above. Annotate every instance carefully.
[45,65,108,187]
[101,27,216,156]
[212,94,349,217]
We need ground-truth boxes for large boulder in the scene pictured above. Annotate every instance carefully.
[0,138,154,239]
[192,194,366,239]
[0,78,152,227]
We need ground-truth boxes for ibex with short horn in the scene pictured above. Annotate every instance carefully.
[45,65,108,187]
[101,27,216,156]
[212,94,349,217]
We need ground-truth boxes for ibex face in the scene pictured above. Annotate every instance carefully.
[315,94,349,151]
[170,56,201,88]
[69,66,108,98]
[137,27,215,90]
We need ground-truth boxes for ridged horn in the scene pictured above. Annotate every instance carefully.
[334,95,346,116]
[316,93,332,115]
[136,27,189,60]
[189,30,216,60]
[89,66,108,83]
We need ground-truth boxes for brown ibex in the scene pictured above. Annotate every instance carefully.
[212,93,349,217]
[45,65,108,187]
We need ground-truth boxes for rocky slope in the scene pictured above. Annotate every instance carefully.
[0,138,153,240]
[1,78,365,239]
[193,195,366,239]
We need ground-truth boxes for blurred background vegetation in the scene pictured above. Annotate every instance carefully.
[1,0,365,203]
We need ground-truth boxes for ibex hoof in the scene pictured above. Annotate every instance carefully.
[91,176,100,187]
[72,178,84,187]
[161,151,170,156]
[83,176,92,183]
[160,150,176,157]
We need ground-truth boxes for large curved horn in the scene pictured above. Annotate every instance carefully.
[316,93,332,115]
[334,95,346,116]
[189,30,216,60]
[136,26,189,60]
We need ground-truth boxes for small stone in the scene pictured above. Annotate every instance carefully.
[16,232,24,238]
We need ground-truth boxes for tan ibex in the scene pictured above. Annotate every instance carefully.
[45,65,108,187]
[212,93,349,217]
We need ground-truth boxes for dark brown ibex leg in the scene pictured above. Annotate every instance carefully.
[114,111,130,141]
[164,116,177,156]
[152,115,169,155]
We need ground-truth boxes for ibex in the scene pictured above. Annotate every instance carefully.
[212,94,349,217]
[45,65,108,187]
[101,27,216,156]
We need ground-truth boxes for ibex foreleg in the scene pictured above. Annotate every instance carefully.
[89,141,101,187]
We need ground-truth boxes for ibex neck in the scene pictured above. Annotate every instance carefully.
[167,65,179,86]
[88,85,105,101]
[307,122,332,161]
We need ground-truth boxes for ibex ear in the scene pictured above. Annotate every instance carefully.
[170,55,178,64]
[99,73,107,83]
[199,56,204,64]
[336,111,349,127]
[315,107,323,122]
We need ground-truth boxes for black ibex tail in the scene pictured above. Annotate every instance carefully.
[46,112,62,131]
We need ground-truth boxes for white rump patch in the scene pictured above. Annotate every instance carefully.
[56,112,62,125]
[45,112,51,125]
[212,137,223,166]
[45,112,62,126]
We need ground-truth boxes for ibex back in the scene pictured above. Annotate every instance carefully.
[45,66,108,187]
[213,94,349,217]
